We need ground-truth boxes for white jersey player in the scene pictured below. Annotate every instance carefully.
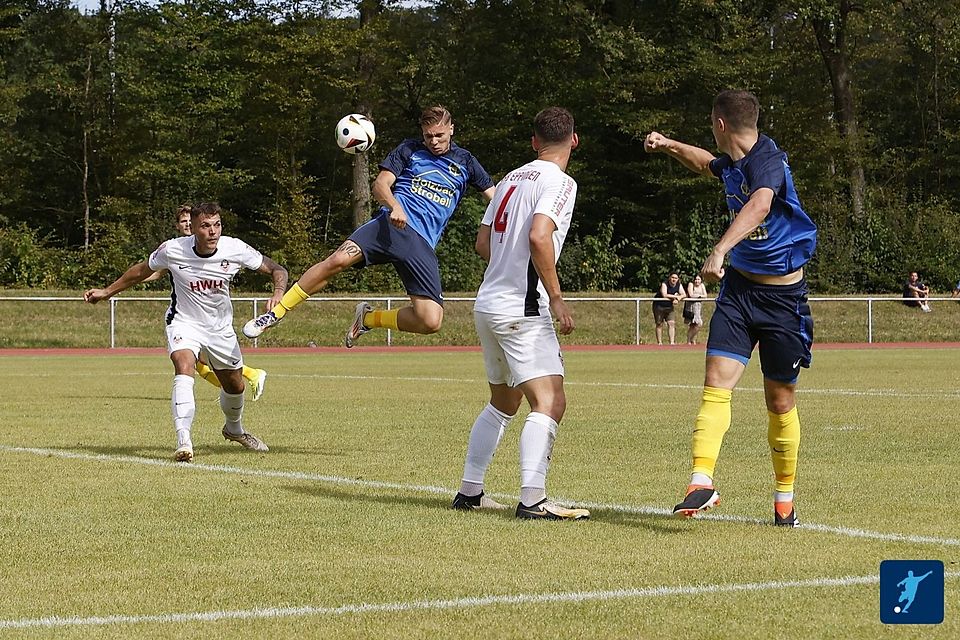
[84,203,288,462]
[452,107,590,520]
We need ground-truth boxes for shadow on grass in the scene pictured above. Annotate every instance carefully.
[63,395,168,402]
[283,484,690,530]
[283,483,451,512]
[65,442,331,460]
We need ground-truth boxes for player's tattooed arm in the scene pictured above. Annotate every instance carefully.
[258,256,289,310]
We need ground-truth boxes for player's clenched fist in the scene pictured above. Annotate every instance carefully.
[644,131,671,153]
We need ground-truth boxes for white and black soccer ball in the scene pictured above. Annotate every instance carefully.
[335,113,376,154]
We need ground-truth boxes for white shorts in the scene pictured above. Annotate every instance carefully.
[474,312,564,387]
[165,321,243,371]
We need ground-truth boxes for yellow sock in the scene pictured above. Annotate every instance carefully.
[364,308,399,330]
[768,407,801,493]
[241,365,258,383]
[272,283,309,320]
[691,386,733,479]
[195,361,221,388]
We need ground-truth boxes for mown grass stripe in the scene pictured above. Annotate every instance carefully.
[2,445,957,548]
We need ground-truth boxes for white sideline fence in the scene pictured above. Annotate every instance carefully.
[1,295,956,348]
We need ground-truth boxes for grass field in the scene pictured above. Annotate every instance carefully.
[0,347,957,638]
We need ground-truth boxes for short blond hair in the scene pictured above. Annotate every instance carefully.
[419,105,452,127]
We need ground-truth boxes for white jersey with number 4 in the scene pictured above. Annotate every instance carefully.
[474,159,577,317]
[148,235,263,331]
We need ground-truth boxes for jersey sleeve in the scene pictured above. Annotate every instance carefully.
[744,140,786,195]
[466,154,495,191]
[709,154,731,178]
[147,241,170,271]
[238,241,264,271]
[480,195,497,226]
[534,175,577,227]
[378,140,415,178]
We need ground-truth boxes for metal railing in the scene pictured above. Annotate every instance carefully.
[1,294,955,348]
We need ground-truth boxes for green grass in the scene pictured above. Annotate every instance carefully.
[0,349,957,638]
[1,289,959,347]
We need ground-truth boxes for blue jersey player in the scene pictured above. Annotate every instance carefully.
[645,90,817,527]
[244,106,496,345]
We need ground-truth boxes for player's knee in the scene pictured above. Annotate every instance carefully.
[766,396,795,415]
[420,309,443,333]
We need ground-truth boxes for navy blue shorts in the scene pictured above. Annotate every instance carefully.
[706,269,813,383]
[348,214,444,305]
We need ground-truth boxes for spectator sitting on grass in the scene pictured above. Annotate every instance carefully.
[902,271,931,312]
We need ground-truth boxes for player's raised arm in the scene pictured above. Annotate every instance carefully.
[644,131,716,177]
[84,260,156,304]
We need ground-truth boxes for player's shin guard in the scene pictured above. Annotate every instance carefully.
[195,361,221,388]
[519,412,558,507]
[768,407,800,494]
[461,404,514,493]
[172,374,196,445]
[220,390,245,436]
[691,386,733,480]
[272,283,309,320]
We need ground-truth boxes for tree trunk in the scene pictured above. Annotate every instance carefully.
[351,0,381,229]
[812,1,865,219]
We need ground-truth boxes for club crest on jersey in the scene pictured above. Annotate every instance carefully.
[220,259,230,271]
[447,163,461,177]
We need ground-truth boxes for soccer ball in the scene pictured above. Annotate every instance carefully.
[335,113,376,154]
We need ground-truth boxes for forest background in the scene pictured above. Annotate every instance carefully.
[2,0,959,295]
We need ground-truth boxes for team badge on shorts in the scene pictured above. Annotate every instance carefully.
[173,335,182,344]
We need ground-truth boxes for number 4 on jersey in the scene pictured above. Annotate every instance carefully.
[493,185,517,241]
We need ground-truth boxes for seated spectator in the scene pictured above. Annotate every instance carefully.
[652,272,686,345]
[903,271,931,312]
[683,274,708,344]
[953,280,960,301]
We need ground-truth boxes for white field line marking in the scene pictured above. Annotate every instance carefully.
[1,572,958,630]
[2,445,958,548]
[40,371,960,399]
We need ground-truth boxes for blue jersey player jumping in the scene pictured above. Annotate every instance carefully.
[645,90,817,527]
[244,106,496,346]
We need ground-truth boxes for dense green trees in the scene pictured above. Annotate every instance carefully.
[2,0,959,293]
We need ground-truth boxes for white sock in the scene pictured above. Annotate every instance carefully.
[690,472,713,487]
[519,412,558,506]
[775,491,794,503]
[172,375,195,446]
[220,390,244,435]
[460,404,514,495]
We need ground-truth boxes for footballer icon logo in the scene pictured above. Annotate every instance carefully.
[220,259,230,271]
[879,560,944,624]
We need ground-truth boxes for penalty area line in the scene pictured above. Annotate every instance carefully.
[2,572,957,630]
[1,445,958,549]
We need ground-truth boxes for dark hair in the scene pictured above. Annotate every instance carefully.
[420,105,452,127]
[176,204,192,220]
[533,107,575,143]
[191,202,221,219]
[713,90,760,131]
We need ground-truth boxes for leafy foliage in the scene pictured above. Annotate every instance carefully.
[3,0,960,293]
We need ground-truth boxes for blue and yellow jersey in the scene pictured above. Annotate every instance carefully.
[709,135,817,276]
[379,139,494,249]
